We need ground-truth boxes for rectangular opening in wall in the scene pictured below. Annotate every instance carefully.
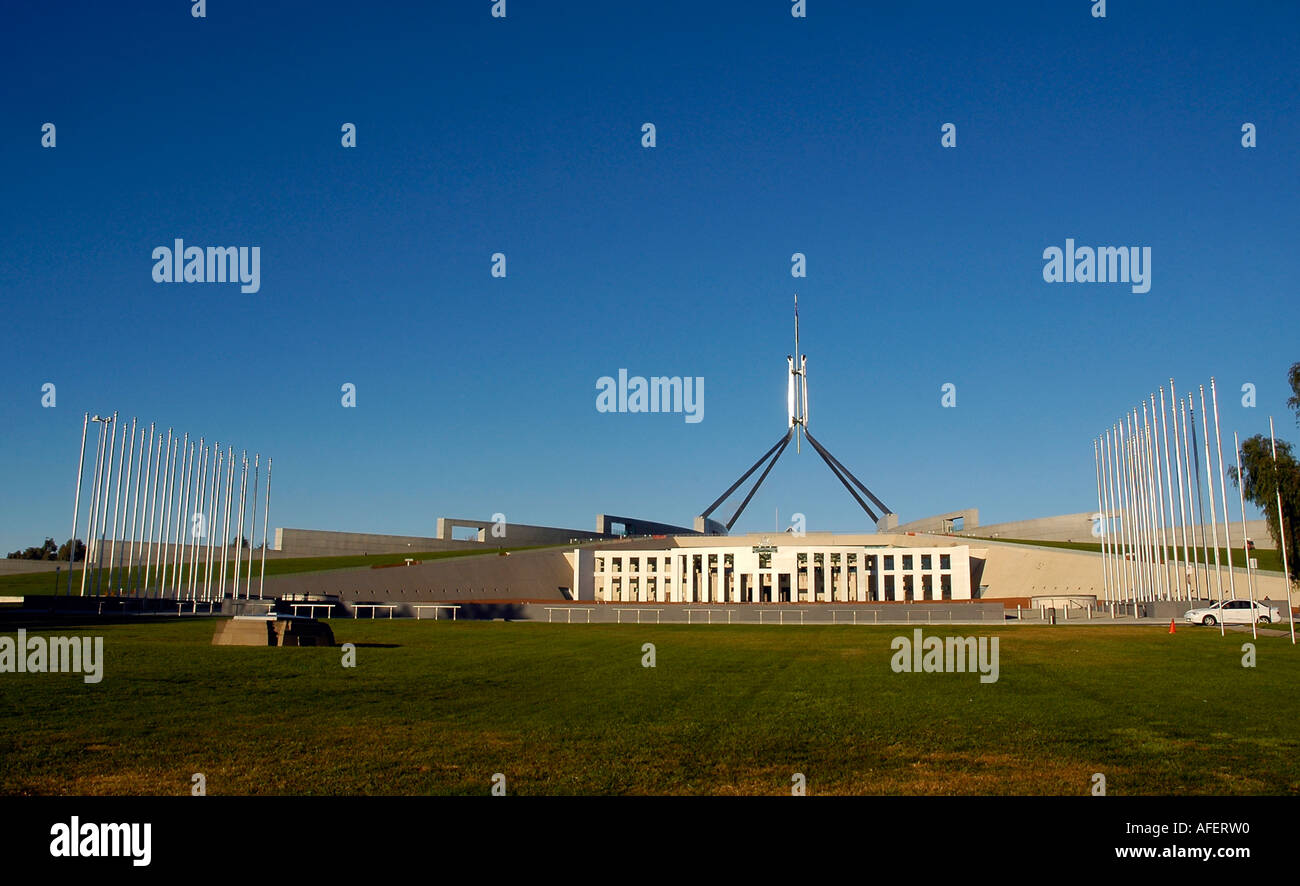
[885,575,895,601]
[903,575,914,601]
[951,516,965,532]
[902,554,913,571]
[940,554,951,570]
[941,574,952,599]
[451,526,481,541]
[922,574,933,600]
[921,554,932,570]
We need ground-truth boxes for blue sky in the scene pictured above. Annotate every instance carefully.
[2,0,1296,552]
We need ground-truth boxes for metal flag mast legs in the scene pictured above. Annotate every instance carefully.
[698,296,895,534]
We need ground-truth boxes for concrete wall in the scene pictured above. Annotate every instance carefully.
[895,509,979,534]
[436,518,608,545]
[276,528,489,557]
[953,511,1275,549]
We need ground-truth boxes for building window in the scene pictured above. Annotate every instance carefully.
[884,555,894,570]
[902,555,913,571]
[941,574,952,599]
[921,554,932,570]
[903,575,914,601]
[885,575,895,601]
[922,574,933,600]
[759,552,771,569]
[940,554,951,570]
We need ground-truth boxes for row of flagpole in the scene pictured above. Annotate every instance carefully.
[1093,377,1294,643]
[65,411,272,601]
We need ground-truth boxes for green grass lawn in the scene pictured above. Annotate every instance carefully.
[968,536,1285,573]
[0,544,554,598]
[1,620,1297,796]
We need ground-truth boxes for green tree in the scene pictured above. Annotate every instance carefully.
[1230,435,1300,583]
[1289,360,1300,426]
[57,537,87,562]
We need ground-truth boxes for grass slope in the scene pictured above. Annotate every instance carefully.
[0,621,1296,796]
[0,545,554,597]
[967,536,1284,574]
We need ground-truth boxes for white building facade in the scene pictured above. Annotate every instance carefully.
[580,543,972,604]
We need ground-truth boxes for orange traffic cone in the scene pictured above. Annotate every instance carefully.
[1168,619,1176,634]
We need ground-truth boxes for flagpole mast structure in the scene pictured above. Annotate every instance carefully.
[699,295,895,534]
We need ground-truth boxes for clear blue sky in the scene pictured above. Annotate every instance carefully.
[2,1,1296,553]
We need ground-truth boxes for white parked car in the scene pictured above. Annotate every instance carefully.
[1184,599,1281,626]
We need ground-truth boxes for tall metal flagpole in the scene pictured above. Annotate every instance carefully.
[1126,415,1145,606]
[80,417,107,597]
[1095,439,1110,605]
[152,430,173,595]
[1151,397,1171,601]
[1119,420,1138,609]
[220,447,234,599]
[125,423,145,593]
[178,438,195,598]
[1100,436,1114,605]
[259,457,272,599]
[93,413,119,596]
[1145,408,1163,600]
[191,442,207,601]
[160,435,180,596]
[1136,409,1154,602]
[1170,383,1191,600]
[189,436,206,597]
[1142,402,1165,600]
[164,434,187,598]
[205,446,221,601]
[67,412,89,596]
[113,417,137,591]
[1105,428,1123,604]
[233,452,247,600]
[1268,417,1295,645]
[1210,379,1238,604]
[1164,389,1185,597]
[245,454,259,598]
[1180,397,1201,599]
[173,438,192,597]
[142,431,162,594]
[1199,386,1224,617]
[106,414,127,594]
[1188,397,1211,597]
[1234,432,1256,641]
[1115,424,1133,606]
